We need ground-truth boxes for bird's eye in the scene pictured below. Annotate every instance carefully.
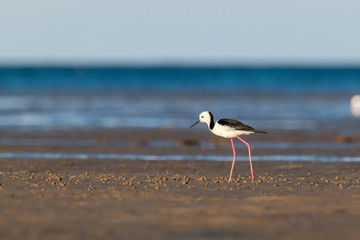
[201,116,204,118]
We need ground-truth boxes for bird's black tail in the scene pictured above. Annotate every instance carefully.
[254,129,268,134]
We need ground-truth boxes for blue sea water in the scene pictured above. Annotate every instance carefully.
[1,67,360,94]
[0,67,359,132]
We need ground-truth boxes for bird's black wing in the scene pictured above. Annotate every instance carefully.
[218,119,256,131]
[218,119,267,134]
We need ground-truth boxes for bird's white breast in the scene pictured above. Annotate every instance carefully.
[210,122,253,138]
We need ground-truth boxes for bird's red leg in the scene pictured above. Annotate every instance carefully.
[236,136,255,181]
[228,138,236,183]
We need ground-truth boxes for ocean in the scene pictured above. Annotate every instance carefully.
[0,66,359,133]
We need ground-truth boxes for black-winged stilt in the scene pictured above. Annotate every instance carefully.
[189,111,267,183]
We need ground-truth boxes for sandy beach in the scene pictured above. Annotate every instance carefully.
[0,128,359,240]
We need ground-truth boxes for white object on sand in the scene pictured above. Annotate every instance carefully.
[351,95,360,117]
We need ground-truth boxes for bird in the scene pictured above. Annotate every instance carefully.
[189,111,267,183]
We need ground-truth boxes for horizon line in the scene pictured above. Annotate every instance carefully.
[2,62,360,69]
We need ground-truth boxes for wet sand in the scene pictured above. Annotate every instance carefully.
[0,128,359,240]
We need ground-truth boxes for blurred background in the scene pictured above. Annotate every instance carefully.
[0,0,360,134]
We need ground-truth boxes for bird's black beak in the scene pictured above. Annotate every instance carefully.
[189,120,200,129]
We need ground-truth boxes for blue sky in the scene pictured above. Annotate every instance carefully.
[1,0,360,65]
